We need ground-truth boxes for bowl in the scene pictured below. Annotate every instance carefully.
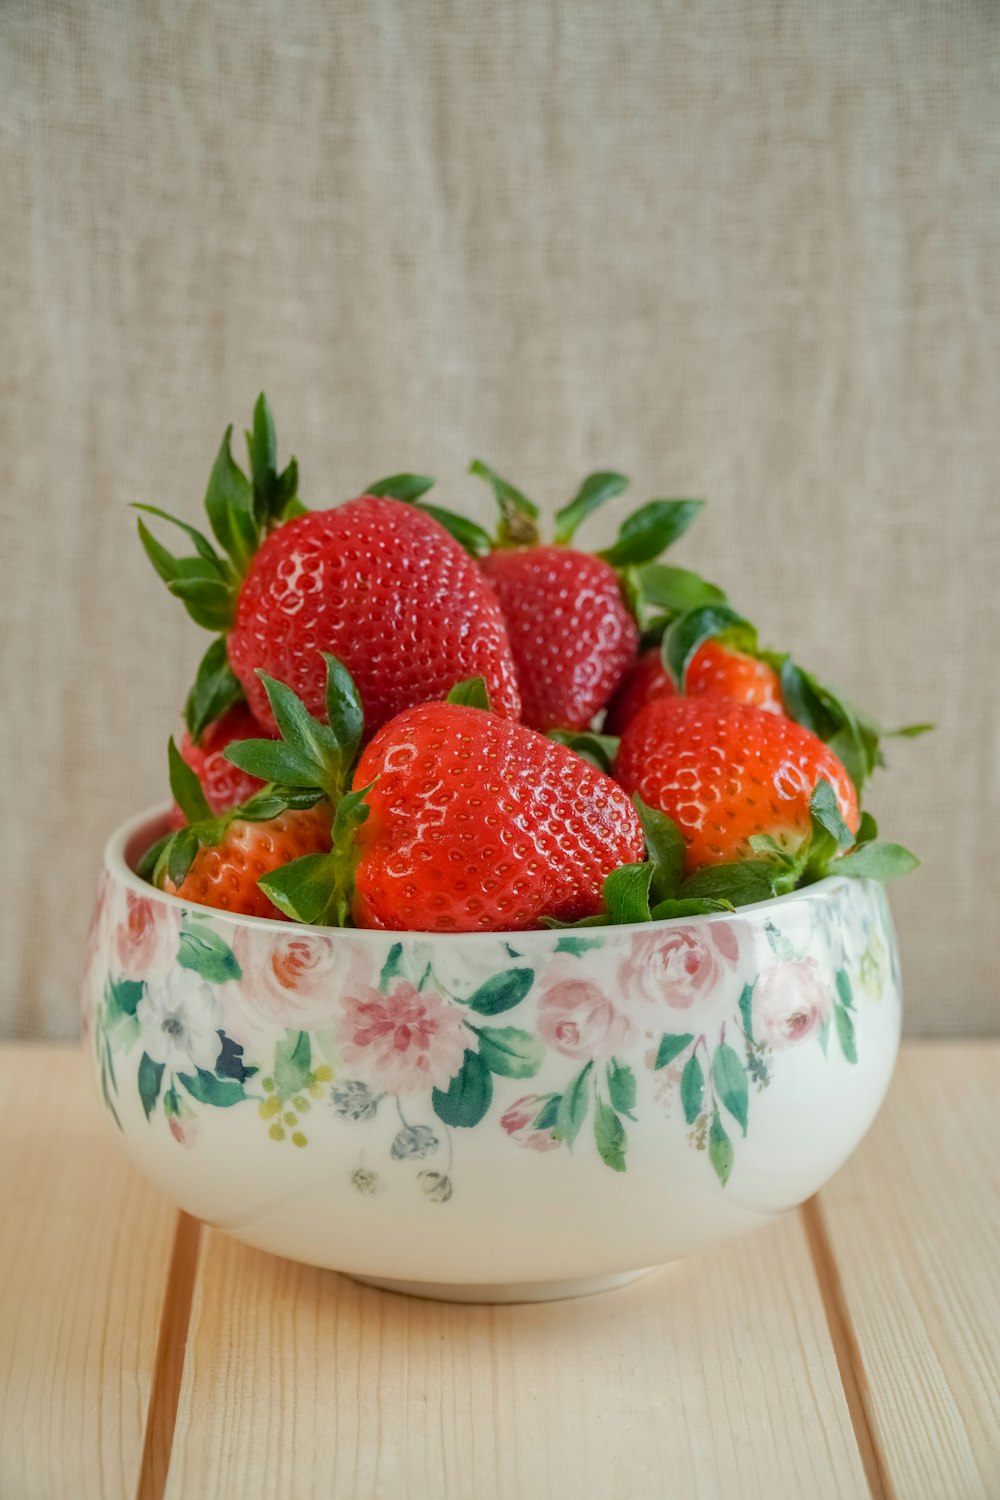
[81,804,902,1303]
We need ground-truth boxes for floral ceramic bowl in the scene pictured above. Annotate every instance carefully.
[82,805,902,1303]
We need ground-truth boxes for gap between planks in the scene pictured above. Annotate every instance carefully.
[135,1213,203,1500]
[801,1196,894,1500]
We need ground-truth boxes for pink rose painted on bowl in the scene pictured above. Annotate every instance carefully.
[338,982,467,1095]
[755,959,831,1048]
[114,890,178,983]
[617,924,740,1010]
[537,979,635,1060]
[500,1094,561,1152]
[231,928,346,1037]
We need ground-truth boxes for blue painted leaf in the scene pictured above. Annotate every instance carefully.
[711,1042,749,1136]
[215,1031,256,1083]
[680,1053,705,1125]
[465,969,534,1016]
[177,925,242,984]
[432,1049,493,1127]
[594,1098,627,1172]
[137,1053,164,1119]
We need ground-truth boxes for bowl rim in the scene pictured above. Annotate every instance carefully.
[105,802,862,944]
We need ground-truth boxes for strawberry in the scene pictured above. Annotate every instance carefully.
[614,695,859,876]
[168,703,274,829]
[135,398,520,742]
[226,659,645,933]
[140,740,332,920]
[603,641,782,734]
[400,462,703,732]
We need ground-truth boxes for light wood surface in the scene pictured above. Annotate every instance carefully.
[0,1044,179,1500]
[2,1042,998,1500]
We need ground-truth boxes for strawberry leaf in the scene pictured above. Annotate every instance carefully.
[203,424,258,571]
[416,503,493,557]
[681,861,781,906]
[245,393,278,528]
[831,843,920,882]
[553,471,629,545]
[132,505,224,566]
[649,897,733,918]
[599,499,703,568]
[469,459,540,546]
[166,576,237,632]
[446,677,492,710]
[546,729,619,774]
[662,604,758,688]
[366,473,436,503]
[634,796,685,904]
[810,778,855,855]
[167,827,201,888]
[224,739,324,788]
[322,652,364,766]
[602,863,654,924]
[184,636,245,742]
[630,562,727,623]
[168,736,213,826]
[885,722,934,738]
[251,670,351,798]
[257,852,349,925]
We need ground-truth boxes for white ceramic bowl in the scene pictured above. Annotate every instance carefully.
[81,805,901,1302]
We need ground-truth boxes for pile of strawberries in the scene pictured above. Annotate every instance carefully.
[136,396,923,933]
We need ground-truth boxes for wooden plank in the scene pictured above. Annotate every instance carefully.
[165,1211,866,1500]
[0,1044,182,1500]
[815,1042,1000,1499]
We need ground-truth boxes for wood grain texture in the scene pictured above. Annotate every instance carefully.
[816,1042,1000,1499]
[164,1213,866,1500]
[0,1044,179,1500]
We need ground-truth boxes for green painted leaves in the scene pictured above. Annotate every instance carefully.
[680,1053,705,1125]
[432,1049,493,1128]
[177,924,242,984]
[464,969,535,1016]
[273,1030,311,1099]
[654,1032,695,1070]
[472,1026,545,1079]
[606,1060,637,1119]
[708,1110,734,1186]
[832,969,858,1064]
[711,1042,748,1136]
[555,1061,593,1147]
[138,1053,165,1119]
[594,1098,628,1172]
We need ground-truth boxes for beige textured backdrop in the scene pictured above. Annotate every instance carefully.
[2,1,998,1038]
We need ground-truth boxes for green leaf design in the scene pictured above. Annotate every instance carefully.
[469,459,540,546]
[836,969,854,1011]
[662,604,758,688]
[554,935,604,956]
[654,1032,695,1070]
[554,1061,593,1146]
[634,797,685,904]
[606,1059,637,1119]
[553,471,629,544]
[681,862,780,907]
[365,473,436,503]
[738,983,754,1042]
[708,1109,734,1186]
[472,1026,545,1079]
[532,1095,560,1131]
[593,1098,628,1172]
[680,1053,705,1125]
[168,736,213,826]
[446,677,492,710]
[711,1042,749,1136]
[184,636,245,742]
[137,1053,165,1120]
[832,843,920,882]
[105,977,144,1023]
[273,1030,311,1099]
[431,1049,493,1127]
[834,1003,858,1064]
[465,969,534,1016]
[599,499,704,568]
[764,923,798,961]
[379,942,405,989]
[177,1069,249,1107]
[602,863,653,924]
[177,925,242,984]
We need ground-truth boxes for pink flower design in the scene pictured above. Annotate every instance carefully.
[337,982,467,1095]
[537,979,635,1060]
[114,890,178,982]
[755,959,831,1049]
[231,928,344,1036]
[501,1094,561,1152]
[617,924,739,1009]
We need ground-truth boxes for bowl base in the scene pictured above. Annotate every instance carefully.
[345,1267,657,1304]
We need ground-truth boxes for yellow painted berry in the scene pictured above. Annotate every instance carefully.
[269,1123,285,1141]
[291,1132,307,1148]
[313,1064,333,1083]
[262,1077,275,1093]
[308,1084,324,1099]
[293,1095,308,1111]
[284,1111,297,1127]
[259,1096,282,1120]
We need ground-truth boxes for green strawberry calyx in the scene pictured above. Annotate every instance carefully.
[137,737,323,891]
[661,602,933,796]
[134,393,304,742]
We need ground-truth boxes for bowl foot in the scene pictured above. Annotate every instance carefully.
[345,1267,656,1304]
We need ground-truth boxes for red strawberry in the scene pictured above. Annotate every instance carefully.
[165,806,332,919]
[351,703,645,930]
[442,462,704,732]
[614,696,858,874]
[480,545,638,731]
[168,704,274,829]
[604,642,783,734]
[135,398,520,743]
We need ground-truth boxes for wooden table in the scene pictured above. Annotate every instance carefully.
[1,1042,997,1500]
